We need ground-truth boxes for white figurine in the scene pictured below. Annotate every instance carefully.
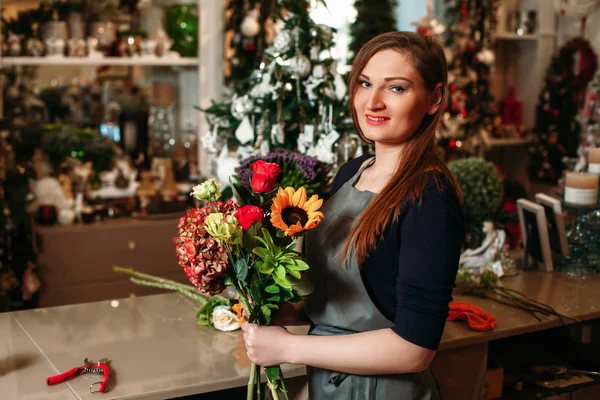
[459,221,507,271]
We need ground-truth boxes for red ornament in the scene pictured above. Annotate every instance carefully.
[450,85,457,92]
[502,88,522,126]
[244,41,256,51]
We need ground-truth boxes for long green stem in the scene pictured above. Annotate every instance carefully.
[115,266,229,303]
[129,278,208,304]
[114,266,196,292]
[248,363,257,400]
[278,366,289,400]
[499,287,577,322]
[269,385,280,400]
[256,364,262,400]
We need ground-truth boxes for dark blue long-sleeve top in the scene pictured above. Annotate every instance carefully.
[330,155,465,350]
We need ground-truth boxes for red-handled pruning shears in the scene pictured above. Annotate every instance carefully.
[46,358,110,394]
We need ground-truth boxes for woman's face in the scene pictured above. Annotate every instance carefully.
[354,49,440,147]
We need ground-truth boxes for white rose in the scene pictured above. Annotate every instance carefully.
[212,306,240,332]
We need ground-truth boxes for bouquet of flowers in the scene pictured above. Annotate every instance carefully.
[173,159,324,400]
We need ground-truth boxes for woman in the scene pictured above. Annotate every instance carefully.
[242,31,465,399]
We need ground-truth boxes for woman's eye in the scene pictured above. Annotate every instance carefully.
[359,80,371,88]
[390,85,405,93]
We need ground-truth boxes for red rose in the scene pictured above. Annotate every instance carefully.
[234,205,264,231]
[251,160,282,193]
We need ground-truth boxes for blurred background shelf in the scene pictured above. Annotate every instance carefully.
[0,56,200,67]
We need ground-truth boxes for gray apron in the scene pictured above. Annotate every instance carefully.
[303,161,440,400]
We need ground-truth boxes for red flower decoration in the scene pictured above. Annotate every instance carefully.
[251,160,282,193]
[234,205,264,231]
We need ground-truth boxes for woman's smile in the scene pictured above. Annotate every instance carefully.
[365,114,391,126]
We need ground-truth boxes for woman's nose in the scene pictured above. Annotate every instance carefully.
[366,89,385,111]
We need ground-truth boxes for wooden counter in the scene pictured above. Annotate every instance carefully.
[2,271,600,399]
[36,217,187,307]
[440,271,600,350]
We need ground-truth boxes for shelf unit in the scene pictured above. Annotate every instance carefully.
[0,0,224,178]
[0,56,200,67]
[491,0,557,130]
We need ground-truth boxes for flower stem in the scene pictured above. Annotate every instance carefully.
[248,363,257,400]
[114,266,229,303]
[114,266,196,292]
[278,366,290,400]
[269,386,280,400]
[129,278,208,304]
[256,365,262,399]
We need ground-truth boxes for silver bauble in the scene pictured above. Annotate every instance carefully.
[240,14,261,38]
[230,95,253,120]
[271,30,293,54]
[286,54,311,78]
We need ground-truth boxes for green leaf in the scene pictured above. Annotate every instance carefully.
[250,274,264,303]
[265,366,281,384]
[289,275,314,296]
[274,265,287,281]
[230,178,259,206]
[265,285,279,294]
[257,261,274,275]
[249,304,261,323]
[287,269,301,279]
[272,272,292,289]
[261,304,272,317]
[252,247,269,260]
[242,222,260,251]
[234,258,248,282]
[287,259,309,271]
[267,295,280,302]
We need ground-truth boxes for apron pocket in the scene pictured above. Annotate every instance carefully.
[328,372,350,386]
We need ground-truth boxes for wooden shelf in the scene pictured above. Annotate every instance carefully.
[495,32,538,41]
[0,56,200,67]
[480,129,534,148]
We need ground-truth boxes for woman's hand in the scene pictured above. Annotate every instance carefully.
[241,322,293,366]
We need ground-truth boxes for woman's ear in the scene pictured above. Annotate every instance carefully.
[426,83,444,115]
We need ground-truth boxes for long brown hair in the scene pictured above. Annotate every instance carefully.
[340,31,463,266]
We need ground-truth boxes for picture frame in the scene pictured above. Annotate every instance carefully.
[535,193,570,257]
[517,199,554,272]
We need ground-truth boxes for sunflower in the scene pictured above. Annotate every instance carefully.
[270,187,324,236]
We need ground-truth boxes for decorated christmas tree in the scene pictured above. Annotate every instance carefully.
[348,0,397,62]
[436,0,498,155]
[0,121,40,311]
[574,70,600,172]
[201,0,352,183]
[224,0,284,89]
[528,52,580,182]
